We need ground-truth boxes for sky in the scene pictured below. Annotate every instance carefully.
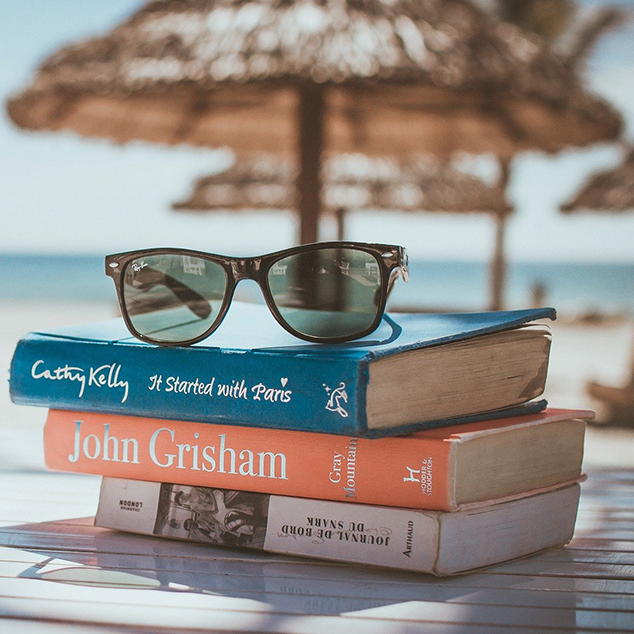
[0,0,633,262]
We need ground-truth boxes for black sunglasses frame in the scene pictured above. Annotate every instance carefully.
[105,241,409,346]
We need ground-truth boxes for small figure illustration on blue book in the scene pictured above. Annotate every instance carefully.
[324,381,349,418]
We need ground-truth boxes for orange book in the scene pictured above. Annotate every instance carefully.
[44,408,591,511]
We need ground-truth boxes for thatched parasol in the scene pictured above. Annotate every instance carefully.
[559,147,634,426]
[172,153,511,215]
[560,149,634,213]
[173,152,512,307]
[7,0,622,244]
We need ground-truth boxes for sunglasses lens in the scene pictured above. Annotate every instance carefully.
[267,247,383,340]
[122,254,227,343]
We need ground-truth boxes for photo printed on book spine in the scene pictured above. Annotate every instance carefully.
[154,484,270,549]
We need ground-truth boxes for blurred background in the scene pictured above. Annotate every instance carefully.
[1,0,634,452]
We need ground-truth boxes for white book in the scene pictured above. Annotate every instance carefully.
[96,478,580,576]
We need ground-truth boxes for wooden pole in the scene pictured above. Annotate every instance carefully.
[297,84,325,245]
[335,207,346,241]
[490,213,507,311]
[489,159,511,311]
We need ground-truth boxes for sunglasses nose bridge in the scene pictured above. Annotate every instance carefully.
[230,257,262,282]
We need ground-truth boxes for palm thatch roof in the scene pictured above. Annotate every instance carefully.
[7,0,622,158]
[173,153,512,213]
[561,149,634,213]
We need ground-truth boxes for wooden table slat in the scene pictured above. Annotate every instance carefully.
[1,412,633,634]
[1,581,634,633]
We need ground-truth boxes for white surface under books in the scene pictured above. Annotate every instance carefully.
[0,423,633,633]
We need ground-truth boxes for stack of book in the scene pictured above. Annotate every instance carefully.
[10,301,591,575]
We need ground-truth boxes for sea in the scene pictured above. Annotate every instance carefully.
[1,253,634,317]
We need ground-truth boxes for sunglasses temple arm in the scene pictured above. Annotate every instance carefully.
[162,274,212,319]
[386,263,409,297]
[130,265,212,319]
[386,271,398,296]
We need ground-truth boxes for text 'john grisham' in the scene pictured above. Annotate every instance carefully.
[68,420,289,480]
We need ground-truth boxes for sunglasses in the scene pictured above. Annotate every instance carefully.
[105,241,409,345]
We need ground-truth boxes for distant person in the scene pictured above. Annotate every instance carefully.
[531,281,547,308]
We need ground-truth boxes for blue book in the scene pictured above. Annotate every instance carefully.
[9,302,555,438]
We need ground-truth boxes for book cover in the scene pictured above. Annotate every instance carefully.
[10,302,556,437]
[44,408,590,511]
[95,478,582,576]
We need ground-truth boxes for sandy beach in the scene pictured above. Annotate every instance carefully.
[2,300,633,471]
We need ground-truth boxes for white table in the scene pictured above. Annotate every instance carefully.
[0,423,632,634]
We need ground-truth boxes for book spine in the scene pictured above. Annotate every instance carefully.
[10,335,368,435]
[45,409,454,510]
[96,478,439,573]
